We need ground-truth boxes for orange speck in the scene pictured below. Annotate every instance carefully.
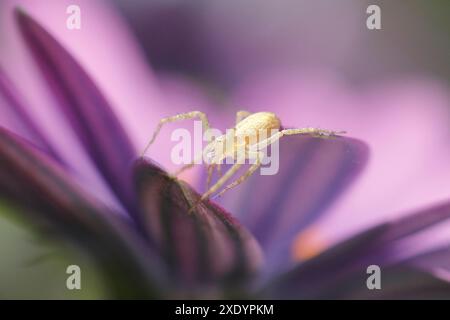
[292,227,327,261]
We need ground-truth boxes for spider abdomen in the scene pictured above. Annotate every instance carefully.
[234,112,281,138]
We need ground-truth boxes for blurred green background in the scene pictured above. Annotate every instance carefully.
[0,201,106,299]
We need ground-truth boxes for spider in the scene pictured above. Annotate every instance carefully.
[141,110,345,202]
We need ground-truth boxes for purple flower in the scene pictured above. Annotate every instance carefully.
[1,1,450,299]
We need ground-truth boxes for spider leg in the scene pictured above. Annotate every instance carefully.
[252,127,346,151]
[206,164,215,189]
[200,162,243,201]
[173,151,204,176]
[213,152,262,199]
[249,131,282,151]
[235,110,252,124]
[141,111,210,157]
[216,162,222,177]
[282,128,346,139]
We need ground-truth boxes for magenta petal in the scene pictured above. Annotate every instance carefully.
[216,135,368,274]
[381,202,450,243]
[278,264,450,299]
[232,72,450,244]
[336,265,450,299]
[261,224,387,298]
[407,246,450,281]
[134,158,263,289]
[370,202,450,266]
[356,202,450,263]
[0,67,61,161]
[15,10,137,215]
[262,227,450,299]
[264,202,450,299]
[0,127,165,298]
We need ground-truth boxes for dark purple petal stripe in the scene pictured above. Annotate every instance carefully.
[263,201,450,299]
[0,127,164,298]
[134,158,263,290]
[0,67,61,162]
[216,135,369,274]
[316,264,450,299]
[260,224,388,298]
[381,202,450,243]
[15,10,138,217]
[405,245,450,274]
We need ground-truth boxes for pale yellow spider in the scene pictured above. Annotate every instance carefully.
[141,111,345,202]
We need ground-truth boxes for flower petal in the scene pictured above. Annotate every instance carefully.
[263,235,450,299]
[370,202,450,264]
[260,224,387,298]
[382,202,450,243]
[134,158,263,291]
[215,135,368,274]
[335,265,450,299]
[264,202,450,299]
[0,127,164,298]
[1,0,162,151]
[15,10,138,215]
[232,71,450,244]
[407,246,450,281]
[0,67,60,161]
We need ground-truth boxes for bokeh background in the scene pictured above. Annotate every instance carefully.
[113,0,450,87]
[0,0,449,298]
